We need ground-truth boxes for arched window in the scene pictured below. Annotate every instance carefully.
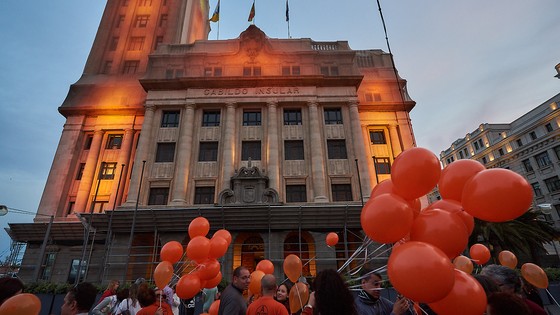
[284,232,316,277]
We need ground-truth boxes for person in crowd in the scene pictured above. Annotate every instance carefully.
[247,274,289,315]
[218,266,251,315]
[522,278,545,308]
[474,274,501,296]
[170,285,181,315]
[354,268,413,315]
[115,283,142,315]
[0,277,24,306]
[301,269,357,315]
[203,286,219,313]
[275,282,291,313]
[93,288,128,315]
[61,282,98,315]
[99,280,120,305]
[137,283,173,315]
[481,264,547,315]
[487,292,531,315]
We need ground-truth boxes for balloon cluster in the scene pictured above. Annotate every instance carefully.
[282,254,310,313]
[155,217,232,301]
[360,147,535,314]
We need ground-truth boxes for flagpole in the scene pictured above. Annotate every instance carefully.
[217,20,220,40]
[286,0,291,38]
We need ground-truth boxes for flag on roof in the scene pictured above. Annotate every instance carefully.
[209,0,220,22]
[285,0,289,22]
[248,0,255,22]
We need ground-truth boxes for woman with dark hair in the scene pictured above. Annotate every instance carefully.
[116,284,142,315]
[136,283,172,315]
[93,288,128,315]
[275,282,292,313]
[0,277,24,306]
[302,269,357,315]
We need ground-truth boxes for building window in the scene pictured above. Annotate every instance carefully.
[545,176,560,193]
[459,151,464,159]
[202,111,221,127]
[327,140,347,159]
[365,92,382,102]
[522,159,534,172]
[324,108,343,125]
[481,156,487,164]
[122,60,140,74]
[99,162,117,180]
[284,109,302,125]
[116,15,125,28]
[532,183,543,197]
[242,141,261,160]
[198,142,219,161]
[320,66,339,76]
[374,157,391,174]
[474,141,479,151]
[40,252,57,281]
[140,0,152,6]
[148,187,169,205]
[67,259,86,284]
[204,67,222,77]
[516,139,523,147]
[243,66,261,76]
[155,143,176,162]
[194,187,215,204]
[128,36,145,51]
[530,131,537,140]
[134,15,150,27]
[285,140,304,160]
[76,163,86,180]
[286,185,307,202]
[546,123,553,132]
[84,135,93,149]
[154,36,163,51]
[67,202,75,215]
[92,201,107,213]
[535,152,552,168]
[106,134,123,149]
[159,14,168,27]
[282,66,300,75]
[161,111,180,127]
[369,130,386,144]
[554,146,560,160]
[243,111,261,126]
[332,184,352,201]
[102,61,112,74]
[498,148,504,156]
[110,37,119,51]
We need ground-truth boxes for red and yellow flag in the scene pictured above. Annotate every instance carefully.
[248,1,255,22]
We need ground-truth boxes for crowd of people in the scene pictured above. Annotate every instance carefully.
[0,263,554,315]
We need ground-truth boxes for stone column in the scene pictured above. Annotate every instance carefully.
[220,102,236,192]
[349,101,371,199]
[170,102,196,206]
[124,105,156,206]
[267,101,280,193]
[108,128,135,209]
[388,124,402,157]
[75,130,104,213]
[307,101,328,202]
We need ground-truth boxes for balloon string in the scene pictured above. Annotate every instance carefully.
[295,283,304,310]
[337,238,373,273]
[546,289,560,307]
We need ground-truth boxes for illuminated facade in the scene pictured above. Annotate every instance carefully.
[8,0,416,284]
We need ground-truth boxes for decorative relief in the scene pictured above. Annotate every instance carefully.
[218,164,279,205]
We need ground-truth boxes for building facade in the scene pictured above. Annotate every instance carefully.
[8,0,416,284]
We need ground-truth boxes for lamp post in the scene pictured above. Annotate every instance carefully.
[537,203,560,262]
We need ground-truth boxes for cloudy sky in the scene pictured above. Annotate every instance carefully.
[0,0,559,259]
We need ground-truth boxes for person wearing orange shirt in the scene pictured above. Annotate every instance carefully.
[247,274,289,315]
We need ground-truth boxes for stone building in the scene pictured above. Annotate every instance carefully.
[8,0,416,284]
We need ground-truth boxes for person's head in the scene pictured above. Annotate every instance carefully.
[260,274,278,296]
[0,277,24,305]
[107,280,120,292]
[481,264,521,294]
[474,274,501,296]
[359,268,383,300]
[117,288,129,302]
[313,269,357,315]
[232,266,250,291]
[487,292,531,315]
[276,283,291,302]
[155,287,167,302]
[137,283,156,307]
[128,283,139,303]
[61,282,98,315]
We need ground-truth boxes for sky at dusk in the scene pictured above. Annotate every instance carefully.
[0,0,559,260]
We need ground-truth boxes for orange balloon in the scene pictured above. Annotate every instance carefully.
[326,232,339,247]
[462,169,533,222]
[361,193,414,244]
[256,259,274,274]
[0,293,41,315]
[249,270,265,294]
[154,261,174,289]
[387,241,455,303]
[289,282,310,313]
[391,147,441,200]
[209,300,220,315]
[453,255,474,274]
[439,159,486,202]
[204,271,222,289]
[521,263,549,289]
[189,216,210,238]
[208,236,229,259]
[410,209,469,259]
[283,254,302,283]
[498,250,518,269]
[426,199,474,236]
[408,198,422,217]
[160,241,184,264]
[370,179,396,198]
[197,258,221,280]
[213,229,232,246]
[429,270,487,315]
[469,244,491,265]
[186,236,211,263]
[176,273,202,299]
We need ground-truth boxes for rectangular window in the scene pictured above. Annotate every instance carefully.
[474,141,480,151]
[374,157,391,174]
[155,143,176,162]
[159,14,168,27]
[202,111,221,127]
[154,36,163,51]
[327,140,347,159]
[243,111,261,126]
[148,187,169,205]
[194,187,215,204]
[545,176,560,193]
[243,66,261,76]
[284,140,304,160]
[134,15,150,27]
[122,60,140,74]
[140,0,152,6]
[286,185,307,203]
[516,139,523,147]
[481,156,487,164]
[498,148,504,156]
[554,146,560,160]
[331,184,352,201]
[532,183,543,197]
[92,201,107,213]
[161,111,180,127]
[67,202,75,215]
[84,135,93,149]
[214,67,222,76]
[459,151,464,159]
[324,108,343,125]
[99,162,117,180]
[546,123,553,132]
[535,152,552,168]
[321,66,339,76]
[40,253,57,281]
[530,131,537,140]
[128,36,145,51]
[67,259,86,284]
[110,37,119,51]
[283,109,302,125]
[116,15,125,28]
[102,61,112,74]
[106,134,123,149]
[76,163,86,180]
[282,66,300,75]
[204,67,222,77]
[369,130,386,144]
[522,159,534,172]
[242,141,261,160]
[198,142,219,161]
